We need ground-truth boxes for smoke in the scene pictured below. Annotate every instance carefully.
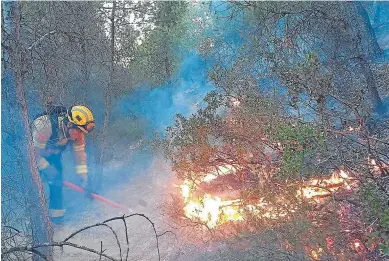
[363,1,389,57]
[51,51,213,223]
[96,2,246,192]
[97,1,250,188]
[1,73,31,196]
[112,52,215,135]
[79,3,248,219]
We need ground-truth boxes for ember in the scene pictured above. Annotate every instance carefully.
[310,247,323,260]
[296,170,352,200]
[369,158,389,175]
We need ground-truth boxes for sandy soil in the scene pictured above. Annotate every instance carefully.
[52,156,300,261]
[53,156,208,261]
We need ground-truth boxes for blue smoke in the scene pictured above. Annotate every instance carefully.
[1,73,29,184]
[111,2,248,136]
[362,1,389,59]
[64,51,219,223]
[112,52,215,135]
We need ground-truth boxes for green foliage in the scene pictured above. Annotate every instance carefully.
[361,184,382,216]
[361,183,389,256]
[268,122,324,178]
[280,150,305,178]
[132,2,190,86]
[274,123,319,149]
[381,242,389,257]
[294,52,319,70]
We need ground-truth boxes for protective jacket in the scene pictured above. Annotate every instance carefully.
[32,114,88,177]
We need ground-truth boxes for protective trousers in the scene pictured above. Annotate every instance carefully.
[42,154,65,224]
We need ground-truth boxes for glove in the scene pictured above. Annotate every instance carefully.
[41,165,60,185]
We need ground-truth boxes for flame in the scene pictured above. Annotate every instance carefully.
[310,247,324,260]
[180,180,192,202]
[369,158,389,175]
[183,195,243,228]
[370,159,380,173]
[297,170,351,199]
[230,97,241,107]
[203,164,236,183]
[179,166,353,228]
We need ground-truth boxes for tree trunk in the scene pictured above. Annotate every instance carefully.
[81,26,90,100]
[6,1,54,260]
[99,0,116,166]
[359,56,384,112]
[1,3,8,71]
[356,5,383,57]
[350,3,384,113]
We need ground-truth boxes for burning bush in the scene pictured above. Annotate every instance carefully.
[163,64,389,260]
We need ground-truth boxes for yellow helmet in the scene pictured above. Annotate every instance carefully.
[67,105,95,133]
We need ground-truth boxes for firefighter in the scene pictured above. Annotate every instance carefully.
[32,105,95,224]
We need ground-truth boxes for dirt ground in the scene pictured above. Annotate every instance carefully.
[53,156,216,261]
[52,156,303,261]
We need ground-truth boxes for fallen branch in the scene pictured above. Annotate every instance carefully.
[3,242,118,261]
[2,214,171,261]
[27,30,57,50]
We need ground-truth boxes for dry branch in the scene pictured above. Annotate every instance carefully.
[2,214,172,261]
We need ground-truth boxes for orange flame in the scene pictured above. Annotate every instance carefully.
[310,247,323,260]
[369,158,389,175]
[297,170,351,200]
[180,166,353,228]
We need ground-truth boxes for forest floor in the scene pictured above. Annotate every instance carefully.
[52,155,302,261]
[53,156,234,261]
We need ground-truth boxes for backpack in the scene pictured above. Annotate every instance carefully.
[34,105,68,143]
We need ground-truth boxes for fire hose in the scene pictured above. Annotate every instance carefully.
[63,181,133,212]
